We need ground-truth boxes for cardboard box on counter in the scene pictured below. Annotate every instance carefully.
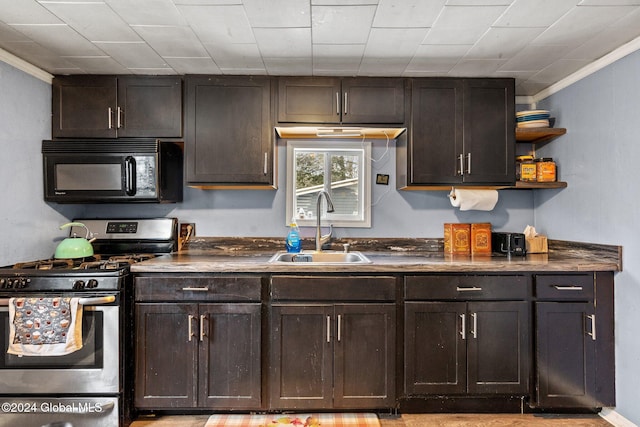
[526,236,548,253]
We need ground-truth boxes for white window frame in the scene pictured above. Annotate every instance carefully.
[286,140,372,228]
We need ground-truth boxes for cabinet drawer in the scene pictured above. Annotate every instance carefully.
[135,275,262,301]
[271,276,396,301]
[535,274,594,300]
[405,275,529,300]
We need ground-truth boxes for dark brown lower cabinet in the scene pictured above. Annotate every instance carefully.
[269,303,396,410]
[135,302,261,409]
[405,301,529,395]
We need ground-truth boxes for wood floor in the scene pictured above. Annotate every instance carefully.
[130,413,612,427]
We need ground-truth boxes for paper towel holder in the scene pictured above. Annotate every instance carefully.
[448,187,457,200]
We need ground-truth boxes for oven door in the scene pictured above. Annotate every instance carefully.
[0,294,119,394]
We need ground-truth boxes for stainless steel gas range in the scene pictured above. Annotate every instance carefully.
[0,218,177,427]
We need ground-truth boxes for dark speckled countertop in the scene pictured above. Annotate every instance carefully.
[130,237,622,274]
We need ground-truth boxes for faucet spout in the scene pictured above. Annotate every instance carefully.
[315,191,334,251]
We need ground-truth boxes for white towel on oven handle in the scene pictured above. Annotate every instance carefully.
[7,297,83,357]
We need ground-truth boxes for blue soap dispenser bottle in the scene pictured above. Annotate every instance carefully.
[285,217,302,253]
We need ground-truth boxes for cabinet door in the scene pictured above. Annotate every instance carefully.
[185,76,274,186]
[277,77,341,123]
[269,304,333,410]
[333,304,396,408]
[404,301,467,395]
[135,303,198,409]
[408,79,464,184]
[462,79,515,184]
[117,76,182,138]
[466,301,529,394]
[536,302,596,407]
[341,78,405,124]
[199,303,262,409]
[52,75,117,138]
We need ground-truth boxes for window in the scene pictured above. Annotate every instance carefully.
[286,140,371,228]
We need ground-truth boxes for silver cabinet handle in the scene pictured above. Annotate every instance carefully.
[182,287,209,292]
[456,286,482,292]
[458,154,464,176]
[117,106,123,129]
[200,314,206,342]
[587,314,596,341]
[326,315,331,343]
[336,92,340,115]
[343,92,348,115]
[264,152,268,175]
[471,312,478,339]
[466,153,472,174]
[553,285,584,291]
[108,107,113,129]
[460,313,466,340]
[188,314,195,342]
[337,314,342,342]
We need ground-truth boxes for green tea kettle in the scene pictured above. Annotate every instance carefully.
[54,222,96,259]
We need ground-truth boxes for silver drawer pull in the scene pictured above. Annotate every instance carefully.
[182,287,209,292]
[188,314,195,342]
[326,315,331,343]
[456,286,482,292]
[200,314,206,342]
[471,312,478,339]
[553,285,583,291]
[587,314,596,341]
[460,314,466,340]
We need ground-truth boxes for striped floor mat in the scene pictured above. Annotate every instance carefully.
[205,413,380,427]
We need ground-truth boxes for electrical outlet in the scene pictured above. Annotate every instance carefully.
[180,223,195,239]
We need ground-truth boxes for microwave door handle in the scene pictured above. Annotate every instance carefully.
[125,156,136,196]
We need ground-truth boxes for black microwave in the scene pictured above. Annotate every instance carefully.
[43,139,183,203]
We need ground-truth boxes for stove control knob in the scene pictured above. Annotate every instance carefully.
[73,280,85,290]
[86,279,99,289]
[0,278,5,289]
[15,278,29,289]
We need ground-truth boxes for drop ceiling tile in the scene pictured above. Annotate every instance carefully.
[177,5,254,44]
[10,24,106,56]
[105,0,188,26]
[130,25,208,57]
[359,57,412,75]
[173,0,240,4]
[448,58,507,76]
[531,58,591,84]
[162,57,220,74]
[0,22,31,42]
[405,44,470,73]
[94,41,169,68]
[0,1,63,24]
[372,0,446,27]
[0,40,79,72]
[203,42,265,71]
[495,0,577,27]
[312,5,375,44]
[262,57,312,75]
[534,5,637,46]
[364,28,426,56]
[243,0,310,28]
[60,55,131,74]
[38,2,141,42]
[446,0,513,4]
[254,27,311,57]
[499,44,572,71]
[313,44,365,74]
[578,0,640,5]
[423,27,486,45]
[312,0,379,4]
[466,27,545,59]
[433,4,509,28]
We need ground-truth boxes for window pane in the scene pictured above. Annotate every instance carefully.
[330,153,360,216]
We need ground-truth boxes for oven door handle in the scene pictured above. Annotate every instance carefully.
[0,295,116,307]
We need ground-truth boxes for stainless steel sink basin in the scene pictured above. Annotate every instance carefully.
[268,251,372,264]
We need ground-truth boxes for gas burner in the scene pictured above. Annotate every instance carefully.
[108,254,156,263]
[13,256,102,270]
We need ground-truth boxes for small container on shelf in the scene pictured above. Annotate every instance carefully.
[444,223,470,255]
[517,155,537,182]
[535,158,557,182]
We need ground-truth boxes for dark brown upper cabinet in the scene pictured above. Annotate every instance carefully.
[277,77,406,124]
[185,75,275,189]
[397,78,515,188]
[52,75,182,139]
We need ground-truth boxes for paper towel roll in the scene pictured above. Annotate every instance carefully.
[449,189,499,211]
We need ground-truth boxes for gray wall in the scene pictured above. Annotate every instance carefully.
[81,137,535,239]
[0,61,79,265]
[537,50,640,423]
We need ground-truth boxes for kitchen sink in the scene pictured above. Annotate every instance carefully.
[268,251,372,264]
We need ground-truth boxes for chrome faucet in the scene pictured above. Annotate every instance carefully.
[315,191,334,251]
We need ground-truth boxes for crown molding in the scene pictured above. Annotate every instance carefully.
[0,48,53,84]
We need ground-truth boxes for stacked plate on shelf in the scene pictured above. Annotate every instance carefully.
[516,110,550,128]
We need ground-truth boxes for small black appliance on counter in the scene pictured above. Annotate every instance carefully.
[492,232,527,256]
